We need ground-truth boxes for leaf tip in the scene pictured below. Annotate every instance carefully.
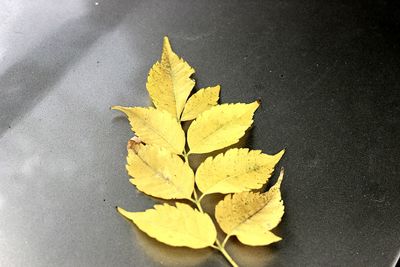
[276,167,285,186]
[111,105,127,112]
[251,99,261,110]
[276,149,285,160]
[163,36,172,52]
[117,206,135,221]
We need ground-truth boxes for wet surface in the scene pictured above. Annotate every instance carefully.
[0,0,399,266]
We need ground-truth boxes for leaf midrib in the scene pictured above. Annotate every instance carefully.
[135,149,187,197]
[156,219,212,245]
[228,196,273,235]
[191,106,251,149]
[134,110,181,154]
[163,55,179,117]
[164,51,192,118]
[204,164,268,194]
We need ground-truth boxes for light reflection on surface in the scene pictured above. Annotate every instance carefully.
[0,0,145,265]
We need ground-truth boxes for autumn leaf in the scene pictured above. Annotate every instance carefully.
[215,168,285,246]
[187,101,259,154]
[195,148,284,195]
[112,106,185,154]
[181,85,220,121]
[113,37,287,267]
[117,203,217,249]
[146,36,195,118]
[126,143,194,200]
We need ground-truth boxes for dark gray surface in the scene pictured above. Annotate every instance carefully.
[1,0,399,266]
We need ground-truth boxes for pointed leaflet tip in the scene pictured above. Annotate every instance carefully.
[111,106,133,118]
[214,85,221,95]
[275,167,285,188]
[117,206,136,221]
[275,149,285,162]
[163,36,172,53]
[111,105,127,112]
[250,100,261,112]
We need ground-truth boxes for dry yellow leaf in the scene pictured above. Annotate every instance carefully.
[112,106,185,154]
[187,101,259,154]
[181,85,220,121]
[195,148,284,195]
[114,37,288,267]
[127,143,194,200]
[215,169,285,246]
[117,203,217,249]
[146,36,195,118]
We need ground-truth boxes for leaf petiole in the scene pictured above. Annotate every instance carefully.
[188,198,197,204]
[192,190,204,212]
[198,193,206,203]
[213,239,238,267]
[222,235,231,248]
[182,149,189,163]
[180,117,237,266]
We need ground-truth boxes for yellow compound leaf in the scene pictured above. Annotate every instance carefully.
[146,36,195,118]
[112,106,185,154]
[181,85,220,121]
[215,169,285,246]
[187,101,259,154]
[195,148,284,195]
[117,203,217,249]
[127,143,194,200]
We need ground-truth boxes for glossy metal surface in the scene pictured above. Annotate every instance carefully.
[1,0,399,266]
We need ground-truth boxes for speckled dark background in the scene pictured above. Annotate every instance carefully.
[0,0,399,266]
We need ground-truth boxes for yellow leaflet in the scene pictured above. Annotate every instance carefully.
[196,148,284,195]
[187,101,259,154]
[127,143,194,200]
[117,203,217,249]
[112,106,185,154]
[181,85,220,121]
[146,36,195,118]
[215,169,285,246]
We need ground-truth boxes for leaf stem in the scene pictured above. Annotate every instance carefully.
[193,189,199,201]
[183,146,202,213]
[222,235,231,248]
[213,239,239,267]
[192,190,203,212]
[188,198,197,204]
[198,193,206,203]
[180,129,237,266]
[182,149,189,163]
[195,201,203,212]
